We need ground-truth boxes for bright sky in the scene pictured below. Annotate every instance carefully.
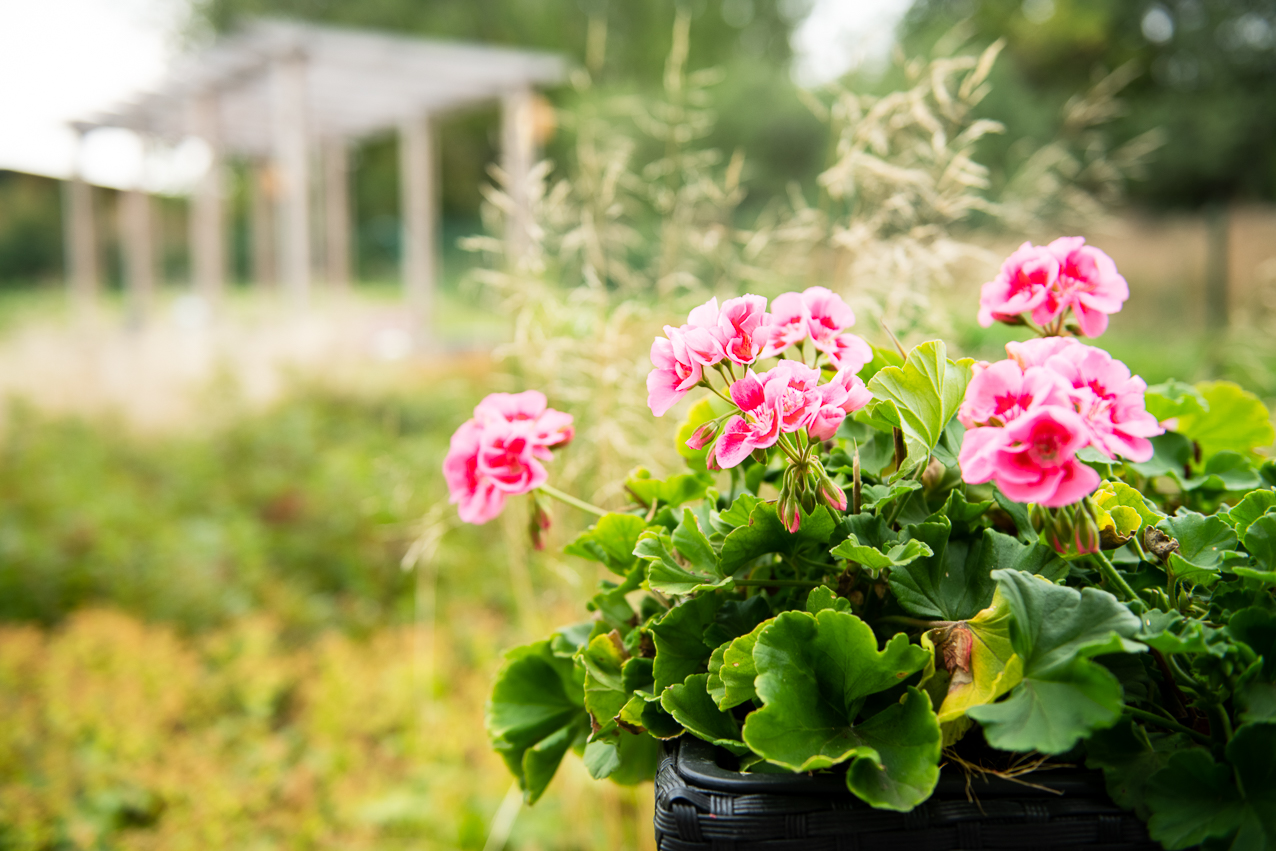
[0,0,912,191]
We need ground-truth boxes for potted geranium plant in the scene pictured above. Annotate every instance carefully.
[447,238,1276,850]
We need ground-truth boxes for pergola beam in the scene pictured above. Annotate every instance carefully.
[64,129,99,305]
[190,91,226,301]
[271,53,311,305]
[399,113,435,335]
[322,137,351,289]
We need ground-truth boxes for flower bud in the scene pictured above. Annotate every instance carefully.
[685,421,719,451]
[778,488,801,534]
[1073,501,1101,556]
[529,497,552,551]
[816,468,847,512]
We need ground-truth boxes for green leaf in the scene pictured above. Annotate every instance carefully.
[579,632,630,737]
[582,729,659,783]
[625,467,714,509]
[661,673,748,755]
[865,340,974,476]
[712,620,767,709]
[993,487,1036,541]
[1145,749,1248,849]
[486,639,589,803]
[564,513,652,576]
[931,488,993,536]
[1127,431,1193,479]
[1180,451,1262,493]
[1176,380,1276,461]
[806,586,851,613]
[974,662,1126,755]
[587,565,643,631]
[1242,513,1276,574]
[742,610,939,810]
[830,535,932,574]
[1229,607,1276,679]
[650,594,722,692]
[857,343,906,384]
[702,595,770,648]
[1222,489,1276,538]
[635,517,733,597]
[1085,719,1194,820]
[1160,510,1238,589]
[716,492,763,530]
[1145,380,1209,422]
[718,501,835,575]
[889,521,1021,621]
[966,570,1144,754]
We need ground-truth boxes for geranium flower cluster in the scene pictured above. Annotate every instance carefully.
[710,363,872,469]
[957,337,1163,507]
[978,237,1129,337]
[443,391,574,524]
[647,287,872,417]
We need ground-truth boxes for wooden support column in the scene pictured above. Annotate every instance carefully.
[272,53,311,307]
[190,92,226,302]
[399,113,436,336]
[121,176,156,325]
[64,128,99,305]
[322,137,351,290]
[500,87,535,266]
[249,160,276,288]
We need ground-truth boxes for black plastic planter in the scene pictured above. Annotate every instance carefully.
[655,737,1160,850]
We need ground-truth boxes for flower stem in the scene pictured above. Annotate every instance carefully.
[1093,549,1142,608]
[1124,706,1211,745]
[734,579,822,588]
[537,484,608,518]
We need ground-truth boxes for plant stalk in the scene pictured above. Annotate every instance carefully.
[537,485,608,518]
[1124,707,1211,745]
[1093,550,1142,607]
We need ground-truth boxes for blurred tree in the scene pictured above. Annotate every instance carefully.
[0,171,64,287]
[898,0,1276,206]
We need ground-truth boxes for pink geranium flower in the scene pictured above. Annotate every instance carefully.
[647,326,704,417]
[807,369,873,440]
[957,360,1071,429]
[475,390,575,451]
[682,298,727,366]
[716,294,769,366]
[445,392,575,525]
[760,292,810,358]
[978,242,1062,329]
[443,420,508,524]
[477,421,549,494]
[802,287,856,353]
[760,362,824,433]
[959,406,1101,507]
[824,332,874,373]
[1047,237,1129,338]
[1025,340,1162,462]
[713,370,783,468]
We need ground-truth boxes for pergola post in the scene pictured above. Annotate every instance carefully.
[190,91,226,302]
[322,137,351,290]
[121,140,156,325]
[272,53,311,307]
[500,86,535,266]
[64,128,99,305]
[249,160,276,288]
[399,113,436,336]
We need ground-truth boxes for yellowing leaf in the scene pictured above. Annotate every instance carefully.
[919,588,1024,740]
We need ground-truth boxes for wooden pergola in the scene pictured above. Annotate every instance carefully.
[75,19,566,329]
